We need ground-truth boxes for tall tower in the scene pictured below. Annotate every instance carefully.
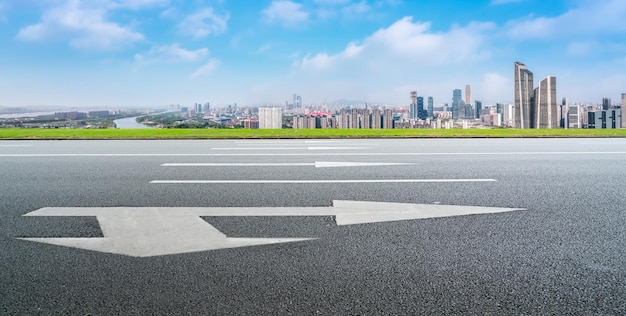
[475,100,483,119]
[514,62,534,128]
[410,91,417,119]
[427,97,434,119]
[465,84,471,105]
[535,76,557,128]
[452,89,463,120]
[561,97,568,128]
[602,98,611,110]
[620,93,626,128]
[417,96,426,120]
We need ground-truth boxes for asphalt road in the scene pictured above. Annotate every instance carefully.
[1,138,625,315]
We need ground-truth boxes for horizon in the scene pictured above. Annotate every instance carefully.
[1,0,625,108]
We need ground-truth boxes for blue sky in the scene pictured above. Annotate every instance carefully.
[0,0,625,108]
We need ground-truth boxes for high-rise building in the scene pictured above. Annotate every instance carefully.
[410,91,418,119]
[568,104,580,128]
[371,109,382,129]
[503,104,514,127]
[383,109,394,129]
[514,62,534,128]
[427,97,434,119]
[465,84,471,105]
[452,89,463,120]
[475,101,483,119]
[622,93,626,128]
[258,107,282,129]
[339,108,349,128]
[560,97,568,128]
[417,96,426,120]
[361,109,371,129]
[602,98,611,110]
[535,76,557,128]
[292,94,302,109]
[351,108,359,129]
[588,109,622,129]
[464,103,473,120]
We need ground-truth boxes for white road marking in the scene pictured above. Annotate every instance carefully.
[19,201,524,257]
[150,179,496,184]
[0,145,33,147]
[233,140,345,144]
[210,147,369,150]
[160,162,415,168]
[2,152,626,157]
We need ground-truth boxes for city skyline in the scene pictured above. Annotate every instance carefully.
[1,0,625,108]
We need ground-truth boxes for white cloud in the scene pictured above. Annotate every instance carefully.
[135,43,208,63]
[298,16,493,71]
[15,0,144,51]
[191,59,221,78]
[178,7,229,39]
[261,1,309,27]
[292,16,496,104]
[506,0,626,40]
[109,0,168,10]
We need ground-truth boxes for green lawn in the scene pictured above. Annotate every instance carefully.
[1,128,626,139]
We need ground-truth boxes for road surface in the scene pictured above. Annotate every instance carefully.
[1,138,625,314]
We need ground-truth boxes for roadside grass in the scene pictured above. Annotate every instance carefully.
[1,128,626,139]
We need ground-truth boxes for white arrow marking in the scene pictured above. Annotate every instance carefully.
[160,162,415,168]
[18,201,522,257]
[2,152,626,158]
[150,179,496,184]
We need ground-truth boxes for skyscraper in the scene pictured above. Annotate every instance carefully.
[535,76,557,128]
[351,108,359,129]
[410,91,417,119]
[465,84,471,105]
[417,96,426,120]
[383,109,394,129]
[514,62,534,128]
[475,100,483,119]
[602,98,611,110]
[560,97,568,128]
[622,93,626,128]
[427,97,434,119]
[452,89,463,120]
[514,62,535,128]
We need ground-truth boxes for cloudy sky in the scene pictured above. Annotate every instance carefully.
[1,0,625,108]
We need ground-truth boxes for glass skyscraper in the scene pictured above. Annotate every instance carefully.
[452,89,463,120]
[427,97,434,119]
[535,76,557,128]
[514,62,534,128]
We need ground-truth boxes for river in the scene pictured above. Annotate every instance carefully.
[113,116,153,129]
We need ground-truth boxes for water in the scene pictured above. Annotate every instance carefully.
[113,116,153,129]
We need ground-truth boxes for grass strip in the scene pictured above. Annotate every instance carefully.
[1,128,626,139]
